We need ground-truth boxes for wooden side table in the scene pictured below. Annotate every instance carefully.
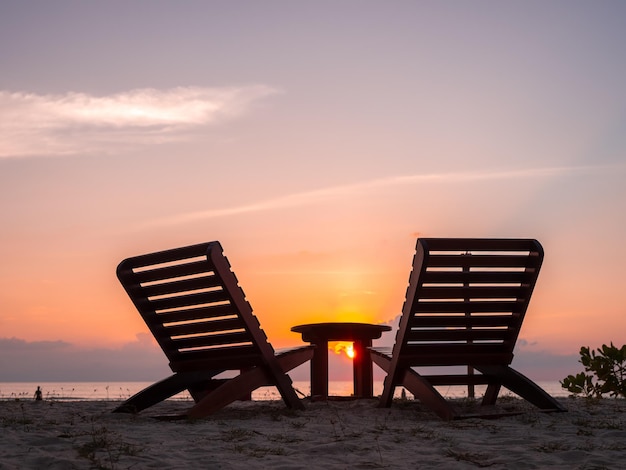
[291,322,391,399]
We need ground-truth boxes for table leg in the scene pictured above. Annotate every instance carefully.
[310,340,328,399]
[353,339,374,398]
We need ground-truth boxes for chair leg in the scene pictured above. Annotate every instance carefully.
[186,367,271,419]
[373,353,454,419]
[113,373,195,413]
[371,351,395,407]
[379,374,397,408]
[274,346,314,409]
[113,370,224,413]
[186,348,313,419]
[482,383,502,406]
[475,365,566,412]
[399,368,456,420]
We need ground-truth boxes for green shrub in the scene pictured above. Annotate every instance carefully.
[561,343,626,398]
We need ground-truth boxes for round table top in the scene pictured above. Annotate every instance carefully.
[291,322,391,342]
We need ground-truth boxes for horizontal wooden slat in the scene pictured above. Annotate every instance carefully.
[151,304,237,324]
[169,346,263,372]
[398,354,514,367]
[418,286,528,299]
[119,242,216,269]
[170,331,253,350]
[413,300,522,314]
[140,275,223,297]
[129,260,214,284]
[420,238,541,252]
[424,374,493,386]
[149,290,231,311]
[387,372,496,387]
[427,254,538,268]
[399,344,513,366]
[410,315,517,327]
[405,328,512,342]
[163,317,247,337]
[421,270,532,284]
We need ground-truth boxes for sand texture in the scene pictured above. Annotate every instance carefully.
[1,397,625,469]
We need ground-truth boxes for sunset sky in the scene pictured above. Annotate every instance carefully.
[1,1,625,382]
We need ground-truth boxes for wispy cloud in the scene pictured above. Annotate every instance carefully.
[0,85,277,158]
[142,164,618,228]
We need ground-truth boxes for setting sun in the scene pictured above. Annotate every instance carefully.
[333,342,356,360]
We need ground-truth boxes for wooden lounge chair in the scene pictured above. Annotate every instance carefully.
[372,238,566,420]
[113,241,313,418]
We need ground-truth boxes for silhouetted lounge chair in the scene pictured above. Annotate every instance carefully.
[113,241,313,418]
[372,238,566,420]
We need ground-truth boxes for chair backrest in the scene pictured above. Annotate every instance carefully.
[394,238,543,367]
[117,241,276,373]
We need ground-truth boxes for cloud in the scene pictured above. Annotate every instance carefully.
[0,333,578,384]
[512,349,579,381]
[0,336,169,381]
[0,85,277,158]
[141,164,621,228]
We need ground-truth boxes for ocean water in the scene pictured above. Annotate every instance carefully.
[0,380,569,402]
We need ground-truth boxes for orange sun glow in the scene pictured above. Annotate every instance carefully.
[333,342,356,359]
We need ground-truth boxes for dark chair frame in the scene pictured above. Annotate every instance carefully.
[372,238,566,420]
[113,241,313,418]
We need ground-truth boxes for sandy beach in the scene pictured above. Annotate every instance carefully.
[1,396,625,469]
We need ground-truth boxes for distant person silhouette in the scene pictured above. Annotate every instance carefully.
[34,386,43,401]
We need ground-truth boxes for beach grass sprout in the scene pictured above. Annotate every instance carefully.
[76,423,143,470]
[444,448,495,467]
